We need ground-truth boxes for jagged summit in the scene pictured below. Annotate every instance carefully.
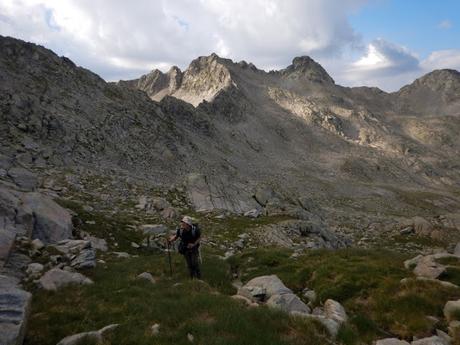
[122,53,337,106]
[278,56,335,84]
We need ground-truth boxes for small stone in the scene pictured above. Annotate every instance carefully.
[302,289,317,303]
[244,208,261,218]
[137,272,156,284]
[113,252,130,258]
[131,242,140,249]
[399,226,413,235]
[324,299,348,324]
[26,262,44,277]
[151,323,160,336]
[187,333,194,342]
[31,238,45,251]
[448,320,460,336]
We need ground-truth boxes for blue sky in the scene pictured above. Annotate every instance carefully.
[1,0,459,91]
[351,0,459,57]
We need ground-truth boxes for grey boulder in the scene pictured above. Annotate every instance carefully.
[20,192,73,244]
[39,268,93,291]
[374,339,410,345]
[0,275,32,345]
[411,336,449,345]
[57,324,119,345]
[70,248,96,269]
[266,293,310,315]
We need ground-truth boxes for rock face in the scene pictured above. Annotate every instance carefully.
[2,35,460,242]
[186,173,258,214]
[39,268,93,291]
[0,186,73,262]
[255,220,348,250]
[0,229,15,268]
[0,274,32,345]
[6,167,37,191]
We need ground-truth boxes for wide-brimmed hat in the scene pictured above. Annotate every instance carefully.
[181,215,193,226]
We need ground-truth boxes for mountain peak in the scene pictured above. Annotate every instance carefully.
[399,68,460,94]
[281,56,334,84]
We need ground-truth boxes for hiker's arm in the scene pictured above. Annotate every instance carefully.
[187,233,201,248]
[169,229,180,242]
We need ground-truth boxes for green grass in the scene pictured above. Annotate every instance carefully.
[25,194,460,345]
[229,247,460,343]
[25,251,329,345]
[389,234,447,248]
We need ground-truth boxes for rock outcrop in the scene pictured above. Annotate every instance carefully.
[0,274,32,345]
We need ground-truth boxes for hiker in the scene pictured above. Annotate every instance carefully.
[168,216,201,279]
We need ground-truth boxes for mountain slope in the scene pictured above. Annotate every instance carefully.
[1,35,460,230]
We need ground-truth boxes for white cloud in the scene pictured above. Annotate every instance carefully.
[0,0,365,80]
[438,19,453,29]
[334,39,421,91]
[0,0,458,91]
[421,49,460,71]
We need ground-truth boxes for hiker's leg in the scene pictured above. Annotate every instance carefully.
[191,250,201,279]
[184,252,194,278]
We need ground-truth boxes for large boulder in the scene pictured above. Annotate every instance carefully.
[56,324,119,345]
[239,275,311,315]
[440,213,460,231]
[411,336,449,345]
[140,224,167,236]
[444,299,460,322]
[70,247,96,269]
[412,216,434,237]
[374,339,410,345]
[0,275,32,345]
[324,299,348,324]
[20,192,73,244]
[54,240,91,254]
[243,275,292,298]
[39,268,93,291]
[254,185,276,206]
[413,256,446,279]
[266,293,310,315]
[52,240,96,269]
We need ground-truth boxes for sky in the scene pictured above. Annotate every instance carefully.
[0,0,459,91]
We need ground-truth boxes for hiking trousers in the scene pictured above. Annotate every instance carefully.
[183,248,201,279]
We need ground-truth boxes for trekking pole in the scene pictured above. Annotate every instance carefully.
[166,238,173,276]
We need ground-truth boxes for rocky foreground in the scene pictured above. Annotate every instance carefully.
[1,34,460,344]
